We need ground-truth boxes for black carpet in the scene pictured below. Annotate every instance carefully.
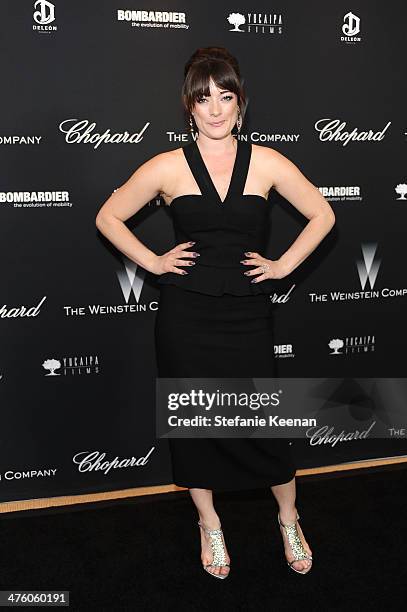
[1,464,406,611]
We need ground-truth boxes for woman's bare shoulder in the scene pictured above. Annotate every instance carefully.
[251,142,284,161]
[143,145,186,201]
[144,145,184,170]
[250,142,302,184]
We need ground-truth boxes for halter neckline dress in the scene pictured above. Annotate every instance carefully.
[155,138,296,490]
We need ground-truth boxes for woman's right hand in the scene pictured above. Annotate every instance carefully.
[152,241,200,276]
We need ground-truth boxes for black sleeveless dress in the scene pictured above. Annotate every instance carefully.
[154,138,296,490]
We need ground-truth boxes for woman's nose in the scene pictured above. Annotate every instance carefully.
[209,102,221,116]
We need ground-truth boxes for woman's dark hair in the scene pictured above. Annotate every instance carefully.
[182,46,247,133]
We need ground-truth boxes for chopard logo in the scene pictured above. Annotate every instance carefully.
[307,422,375,446]
[58,119,150,148]
[73,448,156,475]
[0,296,46,318]
[314,118,391,146]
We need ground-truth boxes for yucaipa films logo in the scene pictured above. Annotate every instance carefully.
[227,11,283,34]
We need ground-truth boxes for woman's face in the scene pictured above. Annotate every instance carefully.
[191,77,239,139]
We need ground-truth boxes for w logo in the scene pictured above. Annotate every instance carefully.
[117,256,146,303]
[356,243,381,290]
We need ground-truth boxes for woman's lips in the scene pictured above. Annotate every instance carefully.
[210,120,225,127]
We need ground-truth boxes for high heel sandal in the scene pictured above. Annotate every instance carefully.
[278,512,313,574]
[197,521,230,579]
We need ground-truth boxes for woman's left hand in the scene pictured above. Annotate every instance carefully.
[240,252,288,282]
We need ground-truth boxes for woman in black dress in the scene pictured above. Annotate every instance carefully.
[96,47,335,579]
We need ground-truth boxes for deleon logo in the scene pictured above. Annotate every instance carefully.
[341,11,360,37]
[33,0,55,25]
[356,243,381,290]
[117,255,146,303]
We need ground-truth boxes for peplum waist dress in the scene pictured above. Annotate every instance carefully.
[154,138,296,490]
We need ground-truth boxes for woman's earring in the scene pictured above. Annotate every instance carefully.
[189,114,197,134]
[236,109,242,133]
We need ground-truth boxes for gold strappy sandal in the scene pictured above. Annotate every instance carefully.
[198,520,231,579]
[278,512,313,574]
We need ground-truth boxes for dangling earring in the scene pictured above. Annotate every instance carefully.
[236,108,242,133]
[189,114,197,134]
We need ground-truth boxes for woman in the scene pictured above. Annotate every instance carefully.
[96,47,335,579]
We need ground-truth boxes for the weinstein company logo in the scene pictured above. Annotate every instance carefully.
[315,118,391,146]
[33,0,57,32]
[66,256,156,318]
[309,241,407,302]
[341,11,361,43]
[356,243,380,290]
[42,354,100,376]
[117,256,146,304]
[0,135,42,145]
[0,467,57,482]
[227,12,283,34]
[58,119,150,149]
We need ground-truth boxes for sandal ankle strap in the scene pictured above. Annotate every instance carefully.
[278,512,300,528]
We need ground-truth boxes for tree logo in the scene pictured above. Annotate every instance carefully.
[42,358,61,376]
[395,183,407,200]
[227,13,246,32]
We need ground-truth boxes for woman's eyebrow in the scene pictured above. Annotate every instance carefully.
[201,90,231,96]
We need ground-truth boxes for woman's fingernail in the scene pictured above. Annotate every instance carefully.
[251,278,257,283]
[182,270,189,275]
[189,241,196,245]
[244,252,251,256]
[240,260,246,263]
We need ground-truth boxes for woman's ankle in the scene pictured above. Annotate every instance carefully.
[278,506,298,524]
[198,512,221,529]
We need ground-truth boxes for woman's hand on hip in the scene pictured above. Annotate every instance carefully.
[240,252,289,282]
[152,241,200,275]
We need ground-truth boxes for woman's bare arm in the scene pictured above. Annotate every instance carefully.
[96,151,196,276]
[95,153,171,273]
[264,148,336,276]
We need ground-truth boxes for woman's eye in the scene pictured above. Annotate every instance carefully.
[197,95,233,103]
